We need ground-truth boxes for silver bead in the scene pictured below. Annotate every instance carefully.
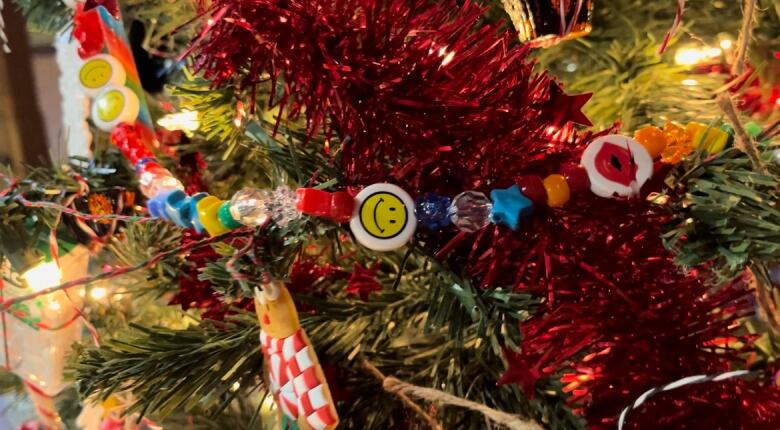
[449,191,492,233]
[267,185,301,227]
[229,187,270,226]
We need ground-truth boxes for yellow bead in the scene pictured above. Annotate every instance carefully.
[543,174,570,208]
[196,196,230,237]
[686,122,729,154]
[634,125,668,158]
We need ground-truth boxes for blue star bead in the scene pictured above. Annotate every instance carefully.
[414,193,451,230]
[489,185,533,230]
[164,190,191,227]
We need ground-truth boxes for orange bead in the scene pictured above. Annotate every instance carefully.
[543,174,570,208]
[660,122,694,164]
[634,125,668,158]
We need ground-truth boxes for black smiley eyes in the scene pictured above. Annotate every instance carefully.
[389,207,397,223]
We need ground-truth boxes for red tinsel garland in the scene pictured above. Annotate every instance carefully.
[188,0,780,428]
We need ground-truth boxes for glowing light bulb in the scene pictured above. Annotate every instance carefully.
[157,110,200,132]
[719,38,733,50]
[22,261,62,292]
[674,46,722,66]
[90,287,107,300]
[681,79,699,86]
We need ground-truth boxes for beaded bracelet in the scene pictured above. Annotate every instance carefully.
[71,3,746,252]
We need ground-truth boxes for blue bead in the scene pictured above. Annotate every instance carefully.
[414,193,451,230]
[147,189,176,219]
[164,190,191,227]
[490,185,533,230]
[188,192,209,233]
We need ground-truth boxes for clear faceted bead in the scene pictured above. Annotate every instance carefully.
[267,185,301,227]
[229,187,270,227]
[138,166,184,197]
[449,191,493,233]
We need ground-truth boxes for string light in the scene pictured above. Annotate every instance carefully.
[89,287,108,300]
[22,261,62,292]
[157,110,200,133]
[674,45,722,66]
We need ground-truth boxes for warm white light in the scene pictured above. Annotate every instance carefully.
[674,46,721,66]
[48,301,62,311]
[719,38,733,50]
[22,261,62,292]
[157,110,200,132]
[681,79,699,86]
[90,287,107,300]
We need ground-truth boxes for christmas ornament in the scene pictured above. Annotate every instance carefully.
[255,282,338,430]
[1,245,90,430]
[350,184,416,251]
[580,135,653,198]
[73,2,159,154]
[500,0,593,48]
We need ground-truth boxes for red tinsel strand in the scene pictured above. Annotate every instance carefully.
[190,0,592,189]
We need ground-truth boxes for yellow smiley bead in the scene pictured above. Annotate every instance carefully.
[686,122,729,155]
[196,196,230,237]
[543,174,570,208]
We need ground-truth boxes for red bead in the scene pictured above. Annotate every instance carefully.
[515,175,547,207]
[111,123,153,164]
[559,163,590,195]
[296,188,354,223]
[73,7,105,59]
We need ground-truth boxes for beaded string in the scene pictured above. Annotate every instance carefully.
[69,4,760,254]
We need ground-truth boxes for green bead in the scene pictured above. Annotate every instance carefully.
[217,201,242,229]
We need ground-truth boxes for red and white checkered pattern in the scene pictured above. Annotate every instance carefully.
[260,329,338,430]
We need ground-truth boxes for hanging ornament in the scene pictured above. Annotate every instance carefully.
[500,0,593,48]
[580,135,653,198]
[349,184,416,251]
[1,245,90,430]
[255,282,339,430]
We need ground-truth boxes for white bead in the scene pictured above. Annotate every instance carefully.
[78,54,127,97]
[350,183,416,251]
[580,134,653,198]
[90,85,140,132]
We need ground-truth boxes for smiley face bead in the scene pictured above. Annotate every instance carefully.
[350,183,416,251]
[78,54,126,97]
[90,85,140,132]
